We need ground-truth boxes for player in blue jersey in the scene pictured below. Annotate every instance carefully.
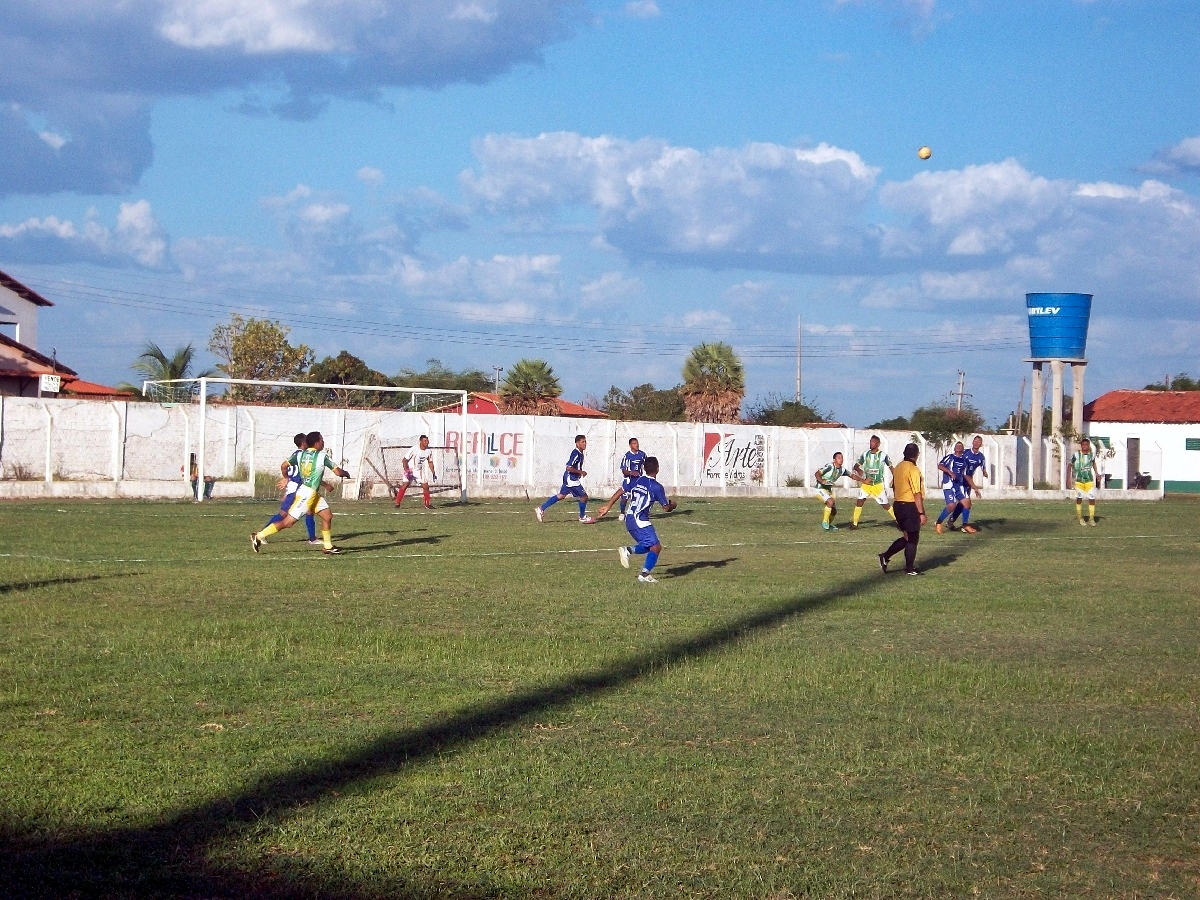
[934,441,969,534]
[536,434,595,523]
[617,456,677,583]
[947,435,985,534]
[260,433,318,544]
[596,437,648,520]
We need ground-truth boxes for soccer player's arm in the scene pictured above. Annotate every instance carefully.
[655,483,676,513]
[324,456,351,479]
[429,456,437,481]
[911,469,927,520]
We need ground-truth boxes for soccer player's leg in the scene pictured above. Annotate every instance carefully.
[1079,482,1097,524]
[537,488,566,521]
[575,487,593,523]
[625,521,662,582]
[422,480,432,509]
[314,499,339,553]
[1074,483,1086,524]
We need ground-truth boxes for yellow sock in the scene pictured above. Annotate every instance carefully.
[322,529,333,550]
[1088,503,1096,520]
[823,506,832,524]
[852,506,862,526]
[887,506,897,520]
[257,523,279,541]
[1075,502,1083,521]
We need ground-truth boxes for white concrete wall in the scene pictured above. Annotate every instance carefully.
[0,395,1166,500]
[1085,422,1200,488]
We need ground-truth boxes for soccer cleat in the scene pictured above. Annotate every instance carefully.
[579,515,595,524]
[1088,519,1096,526]
[308,539,323,546]
[618,513,625,522]
[821,522,830,531]
[962,525,978,534]
[877,553,888,574]
[935,522,944,534]
[1078,519,1087,527]
[323,546,343,555]
[618,546,630,569]
[849,524,858,530]
[828,524,838,531]
[535,507,544,522]
[250,533,261,553]
[423,503,432,510]
[637,573,658,584]
[905,569,922,576]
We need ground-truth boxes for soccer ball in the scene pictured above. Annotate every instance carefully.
[918,146,932,160]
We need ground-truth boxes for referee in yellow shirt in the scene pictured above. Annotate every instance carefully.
[879,442,927,575]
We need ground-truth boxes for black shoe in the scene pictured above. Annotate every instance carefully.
[323,546,343,555]
[905,569,922,576]
[877,553,888,574]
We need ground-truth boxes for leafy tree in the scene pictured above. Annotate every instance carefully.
[680,342,745,423]
[600,383,686,421]
[868,415,911,431]
[1144,372,1200,391]
[118,341,215,401]
[208,315,314,402]
[306,351,393,407]
[745,393,831,427]
[498,358,562,416]
[394,358,492,394]
[908,404,986,449]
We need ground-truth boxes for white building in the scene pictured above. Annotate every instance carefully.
[1084,390,1200,493]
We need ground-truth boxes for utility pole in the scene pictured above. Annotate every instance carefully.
[492,366,503,393]
[795,315,802,403]
[1015,376,1026,435]
[952,370,971,411]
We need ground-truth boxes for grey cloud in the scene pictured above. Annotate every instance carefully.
[0,0,586,195]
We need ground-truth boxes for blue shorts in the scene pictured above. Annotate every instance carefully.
[942,483,967,504]
[280,484,301,514]
[626,520,660,548]
[559,483,587,499]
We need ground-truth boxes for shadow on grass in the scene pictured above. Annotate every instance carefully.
[0,572,146,595]
[0,542,976,898]
[662,557,737,577]
[344,534,449,553]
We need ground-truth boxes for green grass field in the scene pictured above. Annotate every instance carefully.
[2,494,1198,899]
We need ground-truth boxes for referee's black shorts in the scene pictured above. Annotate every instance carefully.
[893,500,922,533]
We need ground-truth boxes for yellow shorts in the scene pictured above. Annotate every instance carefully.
[816,486,835,503]
[1074,481,1096,501]
[857,481,890,505]
[287,485,329,518]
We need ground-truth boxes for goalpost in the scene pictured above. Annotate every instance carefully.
[141,377,469,503]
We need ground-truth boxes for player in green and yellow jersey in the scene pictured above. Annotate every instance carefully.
[850,435,897,528]
[251,431,351,554]
[1070,437,1099,526]
[814,451,865,531]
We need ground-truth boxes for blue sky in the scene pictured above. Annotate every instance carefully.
[2,0,1198,426]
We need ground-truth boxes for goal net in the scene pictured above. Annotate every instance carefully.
[357,432,463,501]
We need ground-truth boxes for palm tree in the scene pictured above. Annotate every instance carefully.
[119,341,216,401]
[498,359,562,416]
[680,342,745,423]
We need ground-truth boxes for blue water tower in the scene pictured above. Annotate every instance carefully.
[1026,292,1092,360]
[1024,292,1093,490]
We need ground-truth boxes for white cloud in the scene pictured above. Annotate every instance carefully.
[0,201,170,268]
[462,132,880,269]
[624,1,660,19]
[357,166,385,186]
[1140,136,1200,177]
[579,271,641,307]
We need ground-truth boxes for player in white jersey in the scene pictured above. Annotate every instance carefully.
[394,434,437,509]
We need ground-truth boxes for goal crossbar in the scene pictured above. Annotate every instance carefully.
[142,377,469,503]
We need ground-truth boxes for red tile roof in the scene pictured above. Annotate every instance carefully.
[60,378,135,398]
[0,332,77,377]
[0,270,54,307]
[434,391,608,418]
[1083,390,1200,424]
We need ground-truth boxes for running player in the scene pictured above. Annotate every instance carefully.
[851,435,897,528]
[617,456,677,583]
[260,432,318,544]
[596,437,647,520]
[394,434,437,509]
[536,434,594,523]
[251,431,351,554]
[1071,437,1099,526]
[814,451,865,531]
[947,435,985,534]
[934,441,968,534]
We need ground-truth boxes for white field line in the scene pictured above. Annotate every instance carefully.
[0,532,1190,567]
